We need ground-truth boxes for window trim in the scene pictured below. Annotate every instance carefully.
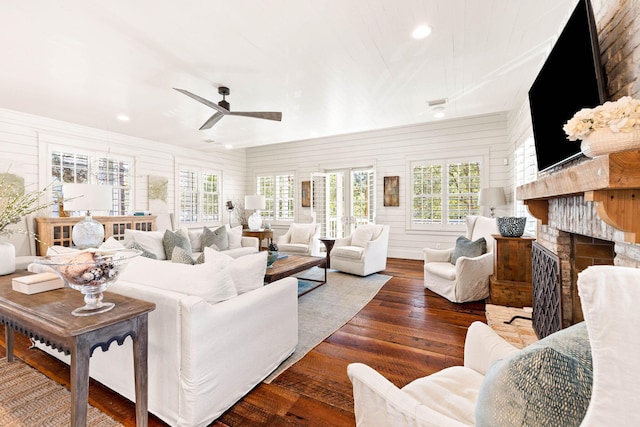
[175,163,223,228]
[254,171,296,224]
[406,152,489,232]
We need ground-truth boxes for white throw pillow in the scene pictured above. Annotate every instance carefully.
[99,236,126,251]
[119,256,237,304]
[351,226,375,248]
[226,225,243,249]
[290,224,312,244]
[204,247,266,294]
[123,229,167,260]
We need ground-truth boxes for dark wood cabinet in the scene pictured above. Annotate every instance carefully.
[489,234,535,307]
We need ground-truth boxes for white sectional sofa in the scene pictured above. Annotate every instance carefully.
[32,246,299,426]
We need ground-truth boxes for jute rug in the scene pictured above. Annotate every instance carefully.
[485,304,539,349]
[264,268,391,383]
[0,357,122,426]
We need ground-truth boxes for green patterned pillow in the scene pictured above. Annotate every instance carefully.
[171,246,205,264]
[163,229,192,260]
[202,226,229,251]
[476,322,592,427]
[451,236,486,264]
[126,241,158,259]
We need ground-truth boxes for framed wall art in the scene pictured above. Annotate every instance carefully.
[384,176,399,207]
[301,180,311,207]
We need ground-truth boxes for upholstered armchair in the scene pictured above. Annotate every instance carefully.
[277,223,321,256]
[330,224,389,276]
[423,215,498,303]
[349,265,640,427]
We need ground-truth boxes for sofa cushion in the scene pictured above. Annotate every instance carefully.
[127,241,158,259]
[119,255,237,304]
[163,229,191,259]
[224,225,241,249]
[424,261,456,281]
[476,322,592,427]
[451,236,486,265]
[204,247,266,294]
[332,246,364,259]
[403,366,485,426]
[290,224,312,244]
[203,225,229,251]
[124,229,166,260]
[351,226,375,248]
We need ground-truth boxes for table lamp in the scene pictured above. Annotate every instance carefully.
[478,187,506,218]
[63,184,112,248]
[244,195,265,231]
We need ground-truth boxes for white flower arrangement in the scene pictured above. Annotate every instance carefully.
[563,96,640,141]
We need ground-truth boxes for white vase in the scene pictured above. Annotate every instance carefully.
[0,242,16,275]
[580,128,640,158]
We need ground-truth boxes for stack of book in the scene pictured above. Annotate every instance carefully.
[12,273,64,295]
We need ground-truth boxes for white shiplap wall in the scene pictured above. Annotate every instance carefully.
[0,108,247,230]
[246,112,512,260]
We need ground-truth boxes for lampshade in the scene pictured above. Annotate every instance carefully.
[63,184,112,212]
[244,195,265,210]
[478,187,506,217]
[245,195,265,230]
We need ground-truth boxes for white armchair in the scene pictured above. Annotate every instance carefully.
[276,223,321,256]
[349,265,640,427]
[330,224,389,276]
[423,215,498,303]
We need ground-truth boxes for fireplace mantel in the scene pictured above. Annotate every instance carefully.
[517,150,640,243]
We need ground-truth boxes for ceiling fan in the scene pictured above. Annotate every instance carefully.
[173,86,282,130]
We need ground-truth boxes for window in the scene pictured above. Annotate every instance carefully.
[256,174,294,221]
[411,158,481,228]
[514,136,538,236]
[51,150,132,215]
[179,167,221,223]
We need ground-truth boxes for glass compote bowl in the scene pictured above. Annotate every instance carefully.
[36,248,141,316]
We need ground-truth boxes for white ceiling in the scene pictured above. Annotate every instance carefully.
[0,0,578,150]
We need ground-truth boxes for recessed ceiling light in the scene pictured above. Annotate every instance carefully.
[116,114,130,122]
[412,24,432,40]
[434,110,445,119]
[224,144,233,149]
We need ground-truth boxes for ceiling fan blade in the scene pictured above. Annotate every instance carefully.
[228,111,282,121]
[173,88,229,114]
[199,112,225,130]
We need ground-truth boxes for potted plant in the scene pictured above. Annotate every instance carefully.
[563,96,640,157]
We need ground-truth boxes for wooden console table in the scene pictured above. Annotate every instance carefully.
[490,235,535,307]
[0,272,155,427]
[35,216,156,255]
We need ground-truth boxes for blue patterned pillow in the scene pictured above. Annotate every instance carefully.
[451,236,486,264]
[171,246,205,264]
[126,241,158,259]
[476,322,592,427]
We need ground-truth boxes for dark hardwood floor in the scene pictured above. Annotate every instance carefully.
[1,258,486,426]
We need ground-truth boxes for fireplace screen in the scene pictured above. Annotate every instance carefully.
[532,242,562,338]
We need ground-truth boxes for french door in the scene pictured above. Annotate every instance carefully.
[311,168,375,238]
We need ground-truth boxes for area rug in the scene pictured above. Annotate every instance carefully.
[0,357,122,426]
[485,304,539,349]
[264,268,391,383]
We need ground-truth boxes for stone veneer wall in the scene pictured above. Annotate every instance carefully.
[530,0,640,327]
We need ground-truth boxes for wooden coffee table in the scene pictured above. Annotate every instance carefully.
[264,255,327,295]
[0,271,155,427]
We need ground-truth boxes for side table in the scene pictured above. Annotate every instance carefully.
[319,237,336,269]
[242,229,274,249]
[0,271,155,427]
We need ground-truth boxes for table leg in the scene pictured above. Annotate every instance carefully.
[132,314,149,427]
[71,339,91,427]
[5,326,13,362]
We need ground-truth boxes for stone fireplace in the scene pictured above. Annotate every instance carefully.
[518,151,640,331]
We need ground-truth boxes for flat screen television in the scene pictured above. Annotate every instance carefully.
[528,0,607,173]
